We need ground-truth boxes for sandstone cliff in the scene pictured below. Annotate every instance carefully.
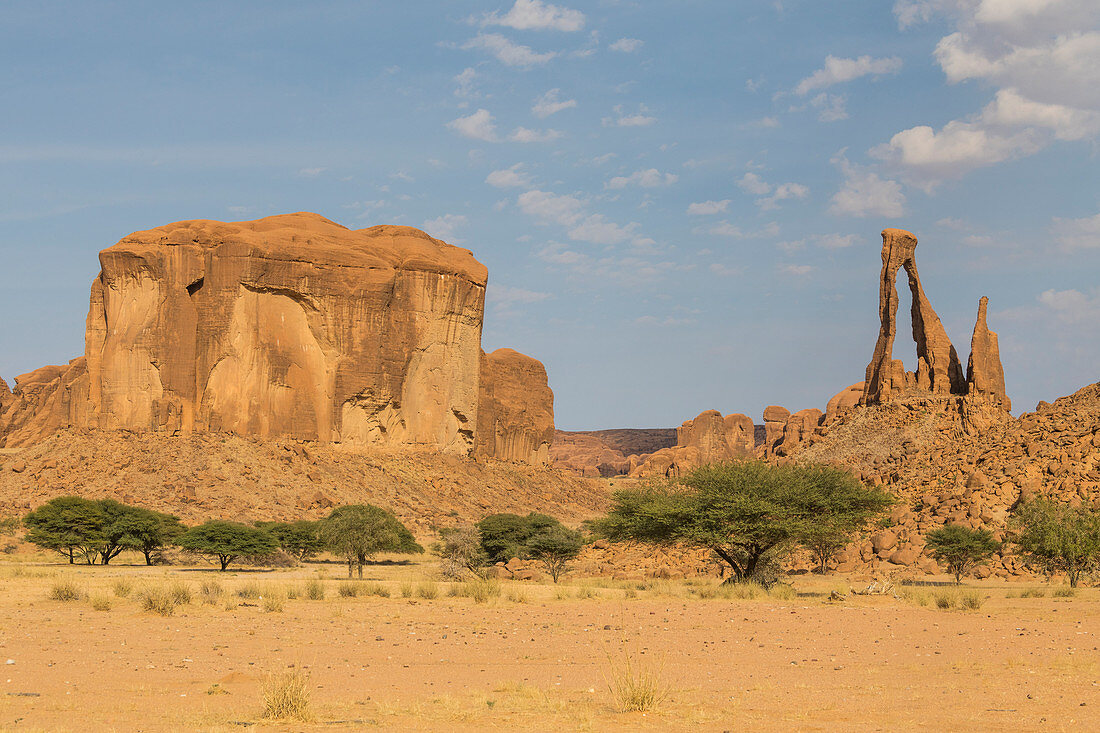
[475,348,555,464]
[550,428,676,477]
[0,213,554,461]
[629,409,755,477]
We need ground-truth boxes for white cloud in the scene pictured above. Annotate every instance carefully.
[509,126,563,143]
[486,163,532,188]
[462,33,557,67]
[609,38,644,53]
[447,108,499,141]
[606,168,678,189]
[780,264,814,276]
[737,173,772,195]
[881,1,1100,182]
[757,182,809,211]
[1052,211,1100,250]
[815,233,858,249]
[602,104,656,127]
[454,67,479,101]
[1037,288,1100,323]
[567,214,637,244]
[709,263,740,276]
[486,284,552,316]
[532,88,576,118]
[635,314,697,327]
[686,200,730,215]
[794,55,903,95]
[811,93,848,122]
[829,152,906,217]
[422,214,468,242]
[517,189,584,225]
[298,167,326,177]
[697,221,779,239]
[482,0,585,32]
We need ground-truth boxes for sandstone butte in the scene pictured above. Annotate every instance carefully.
[0,213,553,464]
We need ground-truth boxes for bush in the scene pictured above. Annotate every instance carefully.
[960,591,984,610]
[337,581,361,598]
[934,590,957,609]
[258,520,323,562]
[167,581,192,605]
[262,592,285,613]
[416,581,439,600]
[1053,585,1076,598]
[1011,498,1100,587]
[47,579,85,601]
[527,526,585,583]
[89,593,112,611]
[113,578,133,597]
[200,580,224,604]
[432,526,488,579]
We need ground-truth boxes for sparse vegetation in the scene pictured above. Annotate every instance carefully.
[320,504,423,579]
[48,579,85,601]
[924,524,1001,584]
[305,578,325,600]
[177,521,278,571]
[261,670,313,721]
[138,586,179,616]
[605,649,670,713]
[200,579,224,604]
[1011,498,1100,587]
[113,578,133,597]
[432,525,488,579]
[89,593,112,611]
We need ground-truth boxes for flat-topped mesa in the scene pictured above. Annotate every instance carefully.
[863,228,966,405]
[966,296,1011,411]
[2,213,496,452]
[475,348,555,464]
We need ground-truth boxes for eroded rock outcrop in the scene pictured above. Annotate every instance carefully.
[825,382,864,424]
[475,348,555,464]
[629,409,755,477]
[863,228,965,405]
[966,296,1010,410]
[1,213,557,459]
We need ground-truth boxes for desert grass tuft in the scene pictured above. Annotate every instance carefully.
[505,585,529,603]
[365,582,391,598]
[337,580,361,598]
[200,579,224,604]
[284,584,301,600]
[416,581,439,600]
[261,670,313,721]
[112,578,133,598]
[236,581,263,600]
[89,593,112,611]
[1052,585,1076,598]
[960,590,984,610]
[466,578,501,603]
[400,581,414,598]
[305,578,325,600]
[574,584,598,600]
[138,586,178,616]
[48,579,85,602]
[934,590,958,610]
[605,649,670,713]
[1020,587,1046,598]
[168,581,192,606]
[262,591,286,613]
[768,584,797,601]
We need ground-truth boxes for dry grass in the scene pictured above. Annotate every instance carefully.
[453,578,501,603]
[137,586,178,616]
[112,578,133,597]
[262,591,285,613]
[236,581,262,600]
[1020,587,1047,598]
[934,590,957,610]
[1052,586,1076,598]
[89,593,112,611]
[960,590,984,610]
[416,581,440,600]
[260,669,313,722]
[47,579,85,602]
[305,578,325,600]
[605,649,670,713]
[337,580,361,598]
[199,580,223,604]
[167,581,192,606]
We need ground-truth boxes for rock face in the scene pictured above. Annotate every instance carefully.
[825,382,864,424]
[863,228,965,405]
[475,348,555,464]
[550,428,677,477]
[1,213,555,461]
[629,409,755,477]
[966,296,1010,410]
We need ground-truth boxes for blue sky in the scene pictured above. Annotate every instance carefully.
[1,0,1098,429]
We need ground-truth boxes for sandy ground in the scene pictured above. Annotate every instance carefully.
[0,557,1096,732]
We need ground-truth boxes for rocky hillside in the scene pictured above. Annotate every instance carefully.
[0,428,609,536]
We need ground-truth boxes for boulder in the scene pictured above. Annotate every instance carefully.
[870,530,898,553]
[763,405,790,423]
[825,383,864,424]
[475,348,555,464]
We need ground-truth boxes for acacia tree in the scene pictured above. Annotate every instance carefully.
[924,524,1001,584]
[320,505,423,578]
[476,512,559,563]
[259,520,324,562]
[526,525,585,583]
[125,508,185,565]
[432,526,488,579]
[1011,498,1100,587]
[24,496,103,564]
[593,460,892,585]
[177,521,278,571]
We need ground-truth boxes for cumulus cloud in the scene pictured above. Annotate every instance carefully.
[447,108,499,141]
[815,233,858,249]
[517,190,646,247]
[609,38,644,53]
[606,168,678,189]
[1037,287,1100,323]
[532,88,576,118]
[486,163,532,188]
[482,0,585,32]
[880,0,1100,182]
[794,55,902,95]
[686,200,730,215]
[602,104,656,127]
[454,67,479,102]
[811,93,848,122]
[696,221,779,239]
[517,189,584,225]
[567,214,638,244]
[422,214,468,242]
[829,151,906,217]
[1052,211,1100,250]
[779,264,814,276]
[462,33,557,67]
[709,263,740,276]
[509,126,563,142]
[738,173,807,210]
[486,283,552,317]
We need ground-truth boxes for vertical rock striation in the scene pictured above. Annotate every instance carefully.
[475,348,555,464]
[966,296,1010,410]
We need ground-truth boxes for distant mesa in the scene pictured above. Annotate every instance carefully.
[0,212,552,463]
